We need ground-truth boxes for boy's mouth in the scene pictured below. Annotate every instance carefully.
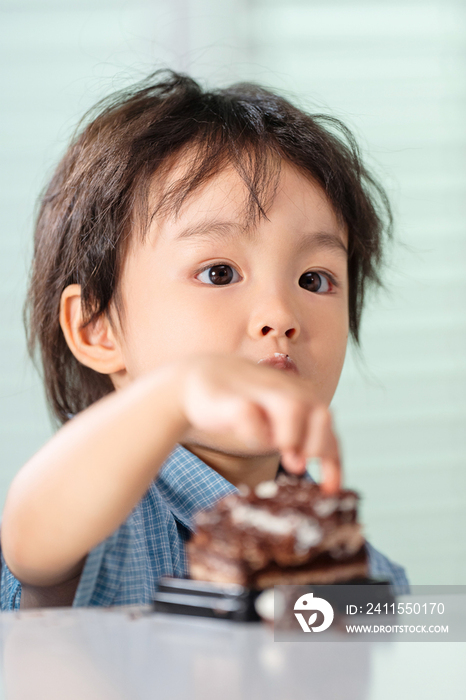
[257,353,299,375]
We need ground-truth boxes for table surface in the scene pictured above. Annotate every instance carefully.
[0,600,464,700]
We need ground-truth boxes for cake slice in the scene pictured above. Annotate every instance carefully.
[187,475,368,588]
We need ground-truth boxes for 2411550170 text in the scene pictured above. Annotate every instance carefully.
[346,602,445,615]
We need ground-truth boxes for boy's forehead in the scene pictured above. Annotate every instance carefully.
[145,158,347,249]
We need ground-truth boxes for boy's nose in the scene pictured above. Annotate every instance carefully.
[247,292,301,341]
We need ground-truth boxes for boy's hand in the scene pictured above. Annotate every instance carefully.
[177,354,341,493]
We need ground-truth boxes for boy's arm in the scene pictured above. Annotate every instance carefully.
[1,354,340,592]
[2,363,188,589]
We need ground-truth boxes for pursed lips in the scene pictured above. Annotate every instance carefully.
[257,353,299,375]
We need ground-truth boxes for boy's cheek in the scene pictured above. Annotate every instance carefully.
[120,309,238,375]
[311,332,348,404]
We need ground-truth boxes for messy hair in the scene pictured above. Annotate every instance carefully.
[26,70,392,424]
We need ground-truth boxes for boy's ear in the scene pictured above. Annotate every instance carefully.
[59,284,126,375]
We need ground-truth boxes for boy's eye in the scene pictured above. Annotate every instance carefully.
[196,264,241,285]
[299,271,332,293]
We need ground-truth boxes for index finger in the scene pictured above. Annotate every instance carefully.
[304,406,341,494]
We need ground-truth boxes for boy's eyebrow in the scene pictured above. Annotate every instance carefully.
[295,230,348,257]
[175,219,348,256]
[174,220,253,242]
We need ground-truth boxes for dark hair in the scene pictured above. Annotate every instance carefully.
[26,70,392,424]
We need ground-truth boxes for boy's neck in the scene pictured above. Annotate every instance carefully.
[182,443,281,489]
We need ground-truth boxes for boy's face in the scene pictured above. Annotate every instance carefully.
[115,160,349,409]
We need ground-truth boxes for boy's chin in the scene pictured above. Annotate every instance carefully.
[181,433,283,487]
[181,431,279,461]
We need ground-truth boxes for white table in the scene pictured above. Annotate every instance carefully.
[0,604,464,700]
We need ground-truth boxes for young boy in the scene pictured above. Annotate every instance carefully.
[0,71,408,610]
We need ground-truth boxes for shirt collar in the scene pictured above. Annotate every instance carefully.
[155,444,237,532]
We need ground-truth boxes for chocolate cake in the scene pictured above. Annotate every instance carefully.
[187,475,368,588]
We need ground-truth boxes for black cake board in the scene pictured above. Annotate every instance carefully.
[153,577,394,623]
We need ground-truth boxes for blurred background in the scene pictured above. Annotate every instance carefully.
[0,0,465,584]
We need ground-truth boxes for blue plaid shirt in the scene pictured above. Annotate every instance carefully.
[1,444,409,609]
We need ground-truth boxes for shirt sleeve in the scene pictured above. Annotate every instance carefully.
[0,516,145,610]
[0,551,22,611]
[366,541,410,595]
